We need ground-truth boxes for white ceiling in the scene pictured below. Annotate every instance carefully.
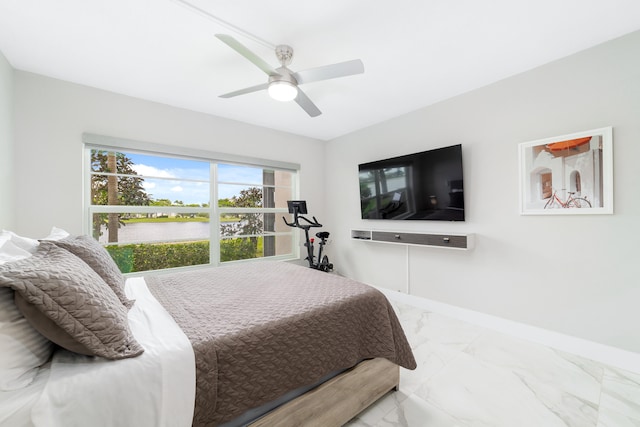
[1,0,640,141]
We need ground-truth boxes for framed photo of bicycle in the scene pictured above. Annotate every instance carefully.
[518,126,613,215]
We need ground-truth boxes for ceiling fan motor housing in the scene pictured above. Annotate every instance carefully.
[270,67,297,85]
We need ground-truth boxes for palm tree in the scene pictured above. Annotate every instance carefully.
[91,150,150,241]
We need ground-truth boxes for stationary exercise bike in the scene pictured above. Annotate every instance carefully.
[283,200,333,272]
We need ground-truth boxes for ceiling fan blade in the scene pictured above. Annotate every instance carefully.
[219,82,269,98]
[294,88,322,117]
[292,59,364,85]
[215,34,279,77]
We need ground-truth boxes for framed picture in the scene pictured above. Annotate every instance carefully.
[518,127,613,215]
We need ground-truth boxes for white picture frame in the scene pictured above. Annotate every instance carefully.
[518,127,613,215]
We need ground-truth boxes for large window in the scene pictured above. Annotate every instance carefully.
[84,135,298,273]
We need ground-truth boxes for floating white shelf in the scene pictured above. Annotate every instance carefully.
[351,229,474,250]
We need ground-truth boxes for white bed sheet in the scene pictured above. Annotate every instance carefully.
[1,277,196,427]
[0,362,51,427]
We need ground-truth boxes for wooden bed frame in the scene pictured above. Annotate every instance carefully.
[249,358,399,427]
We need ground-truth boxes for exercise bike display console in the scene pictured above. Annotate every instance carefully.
[283,200,333,272]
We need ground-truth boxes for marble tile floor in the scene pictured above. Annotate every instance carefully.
[345,301,640,427]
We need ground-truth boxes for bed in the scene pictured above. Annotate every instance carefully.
[0,232,416,427]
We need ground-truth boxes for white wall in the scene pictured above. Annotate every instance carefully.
[0,51,14,229]
[325,31,640,354]
[12,72,325,238]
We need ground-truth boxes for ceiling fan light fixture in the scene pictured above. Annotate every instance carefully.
[268,81,298,102]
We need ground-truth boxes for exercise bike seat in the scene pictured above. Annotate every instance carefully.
[316,231,330,239]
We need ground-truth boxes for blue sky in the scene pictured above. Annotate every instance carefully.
[126,152,263,204]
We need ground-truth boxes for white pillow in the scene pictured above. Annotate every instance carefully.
[43,226,71,241]
[0,228,70,261]
[0,228,67,390]
[0,240,33,265]
[0,230,39,254]
[0,287,53,390]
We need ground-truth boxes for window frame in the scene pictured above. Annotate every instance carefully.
[82,133,300,274]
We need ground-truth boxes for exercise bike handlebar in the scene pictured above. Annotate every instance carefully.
[282,214,322,229]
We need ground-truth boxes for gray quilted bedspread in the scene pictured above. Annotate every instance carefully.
[146,261,416,426]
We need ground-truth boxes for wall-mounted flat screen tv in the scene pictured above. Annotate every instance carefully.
[358,144,465,221]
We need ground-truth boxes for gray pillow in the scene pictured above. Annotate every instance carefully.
[14,293,94,356]
[46,235,134,309]
[0,242,144,360]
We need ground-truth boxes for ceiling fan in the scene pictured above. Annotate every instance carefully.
[215,34,364,117]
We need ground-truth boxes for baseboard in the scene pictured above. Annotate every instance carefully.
[378,288,640,375]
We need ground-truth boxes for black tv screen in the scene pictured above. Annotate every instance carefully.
[358,144,465,221]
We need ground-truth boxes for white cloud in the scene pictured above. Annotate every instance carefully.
[132,164,176,178]
[171,186,183,192]
[142,182,156,189]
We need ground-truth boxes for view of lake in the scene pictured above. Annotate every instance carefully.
[98,221,211,244]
